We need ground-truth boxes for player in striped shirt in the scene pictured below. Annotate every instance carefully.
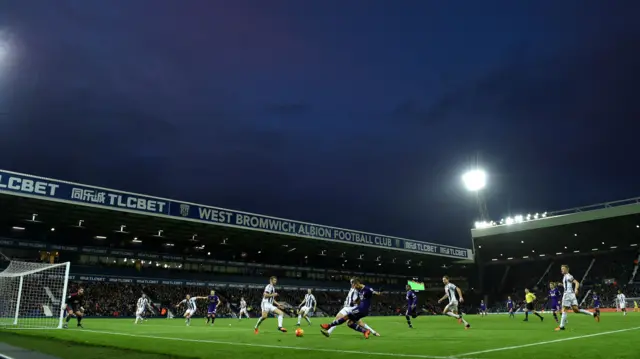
[238,297,249,320]
[555,265,599,331]
[323,278,379,337]
[438,276,470,329]
[254,276,287,334]
[176,294,207,326]
[617,290,627,316]
[135,294,153,324]
[297,289,317,326]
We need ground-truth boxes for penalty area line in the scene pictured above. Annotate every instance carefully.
[77,329,474,359]
[455,326,640,357]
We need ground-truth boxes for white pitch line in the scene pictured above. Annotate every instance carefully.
[455,326,640,357]
[75,329,474,359]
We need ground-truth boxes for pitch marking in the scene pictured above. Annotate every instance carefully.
[73,329,476,359]
[455,326,640,357]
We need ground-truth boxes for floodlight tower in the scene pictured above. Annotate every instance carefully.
[462,169,489,222]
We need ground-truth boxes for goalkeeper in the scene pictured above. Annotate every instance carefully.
[63,288,85,328]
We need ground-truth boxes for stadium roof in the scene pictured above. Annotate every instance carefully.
[0,169,472,275]
[471,198,640,265]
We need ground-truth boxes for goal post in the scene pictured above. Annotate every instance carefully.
[0,260,71,329]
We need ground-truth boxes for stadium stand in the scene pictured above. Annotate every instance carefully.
[0,169,477,320]
[472,198,640,312]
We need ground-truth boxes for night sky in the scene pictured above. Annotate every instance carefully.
[0,1,638,248]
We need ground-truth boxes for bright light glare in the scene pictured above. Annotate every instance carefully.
[462,169,487,191]
[0,33,8,65]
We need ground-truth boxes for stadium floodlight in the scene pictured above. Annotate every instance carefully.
[0,260,71,329]
[462,169,487,192]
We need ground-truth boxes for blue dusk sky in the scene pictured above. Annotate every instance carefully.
[0,0,638,247]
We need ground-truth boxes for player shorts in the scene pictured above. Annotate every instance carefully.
[347,307,368,322]
[207,308,217,315]
[67,304,81,313]
[444,301,458,313]
[562,293,578,308]
[239,308,248,315]
[338,306,357,317]
[185,309,196,317]
[261,302,277,313]
[406,306,417,318]
[299,306,310,315]
[136,307,145,316]
[619,303,627,309]
[525,303,534,311]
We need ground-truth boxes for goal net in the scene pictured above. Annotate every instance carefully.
[0,260,70,329]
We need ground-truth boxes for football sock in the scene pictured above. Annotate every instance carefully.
[277,314,284,328]
[255,317,265,328]
[560,312,567,328]
[347,322,366,333]
[363,324,376,334]
[446,312,460,319]
[578,309,592,316]
[329,317,346,327]
[406,315,412,326]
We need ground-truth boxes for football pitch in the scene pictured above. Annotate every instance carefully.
[1,314,638,359]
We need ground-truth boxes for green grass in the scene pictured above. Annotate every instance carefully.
[1,313,639,359]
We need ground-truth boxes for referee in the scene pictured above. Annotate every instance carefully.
[523,288,544,322]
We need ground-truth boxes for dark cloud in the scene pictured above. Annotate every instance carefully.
[1,0,640,246]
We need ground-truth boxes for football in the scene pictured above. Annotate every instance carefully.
[295,328,304,337]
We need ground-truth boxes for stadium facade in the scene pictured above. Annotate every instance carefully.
[0,169,474,292]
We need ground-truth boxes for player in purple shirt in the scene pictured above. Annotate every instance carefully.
[548,283,561,323]
[507,296,515,318]
[321,277,381,339]
[479,300,487,316]
[592,291,601,317]
[206,290,222,326]
[405,285,418,328]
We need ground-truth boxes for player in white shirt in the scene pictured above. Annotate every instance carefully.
[297,289,317,326]
[254,276,287,334]
[617,290,627,316]
[322,278,379,337]
[555,264,600,331]
[134,294,153,324]
[176,294,207,326]
[238,297,249,320]
[438,276,471,329]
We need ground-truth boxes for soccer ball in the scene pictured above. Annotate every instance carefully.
[295,328,304,337]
